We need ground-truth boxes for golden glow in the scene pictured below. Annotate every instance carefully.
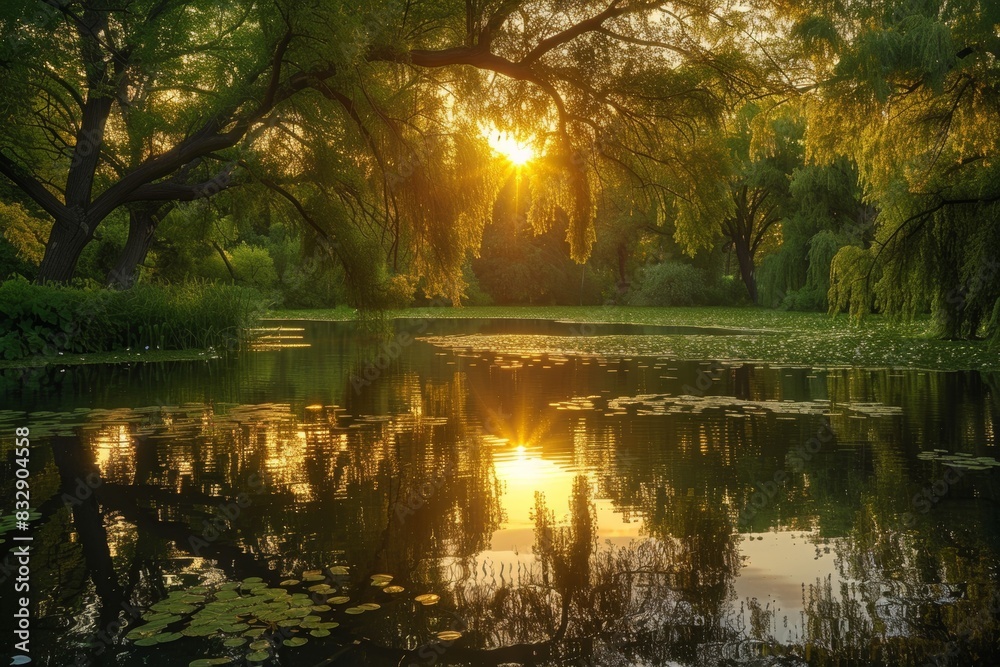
[487,131,535,166]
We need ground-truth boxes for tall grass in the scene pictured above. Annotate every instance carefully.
[0,279,267,361]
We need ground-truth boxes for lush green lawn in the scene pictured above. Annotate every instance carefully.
[267,305,998,371]
[7,306,993,371]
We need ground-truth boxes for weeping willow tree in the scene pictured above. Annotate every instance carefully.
[666,103,804,304]
[757,158,872,310]
[787,0,1000,338]
[228,71,504,308]
[0,0,783,309]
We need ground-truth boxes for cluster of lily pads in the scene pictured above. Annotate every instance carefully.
[916,449,1000,471]
[126,568,453,665]
[125,567,377,664]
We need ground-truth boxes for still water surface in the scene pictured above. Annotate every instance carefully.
[2,319,999,666]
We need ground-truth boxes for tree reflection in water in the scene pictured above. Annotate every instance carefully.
[2,335,999,666]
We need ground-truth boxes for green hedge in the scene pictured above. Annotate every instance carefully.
[0,280,267,361]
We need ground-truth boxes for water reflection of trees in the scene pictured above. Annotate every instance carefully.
[4,354,1000,665]
[767,403,1000,667]
[354,475,744,666]
[8,364,507,664]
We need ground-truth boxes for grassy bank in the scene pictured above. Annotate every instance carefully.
[266,306,998,371]
[0,280,266,366]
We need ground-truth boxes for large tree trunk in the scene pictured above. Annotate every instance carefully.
[734,236,758,304]
[50,435,124,629]
[107,204,168,289]
[35,211,95,283]
[616,241,630,293]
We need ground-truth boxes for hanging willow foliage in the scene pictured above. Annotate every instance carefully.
[525,147,596,263]
[793,0,1000,338]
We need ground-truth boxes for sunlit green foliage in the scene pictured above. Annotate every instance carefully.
[788,0,1000,338]
[758,159,872,309]
[0,279,264,359]
[0,0,997,336]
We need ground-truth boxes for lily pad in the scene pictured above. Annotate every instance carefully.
[181,625,217,637]
[283,637,308,648]
[370,574,393,587]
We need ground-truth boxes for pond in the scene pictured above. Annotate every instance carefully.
[2,318,999,666]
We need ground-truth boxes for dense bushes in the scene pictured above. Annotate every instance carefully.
[0,280,266,361]
[628,261,748,307]
[629,262,708,306]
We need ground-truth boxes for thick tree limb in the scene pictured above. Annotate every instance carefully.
[519,0,629,66]
[124,169,236,202]
[0,151,66,218]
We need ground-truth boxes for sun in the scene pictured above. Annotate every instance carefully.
[487,131,534,166]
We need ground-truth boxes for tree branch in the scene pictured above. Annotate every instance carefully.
[519,1,635,66]
[0,152,66,218]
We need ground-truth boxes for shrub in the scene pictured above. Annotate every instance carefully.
[0,279,266,361]
[706,274,752,307]
[229,244,278,289]
[628,261,709,306]
[460,262,493,306]
[776,285,827,311]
